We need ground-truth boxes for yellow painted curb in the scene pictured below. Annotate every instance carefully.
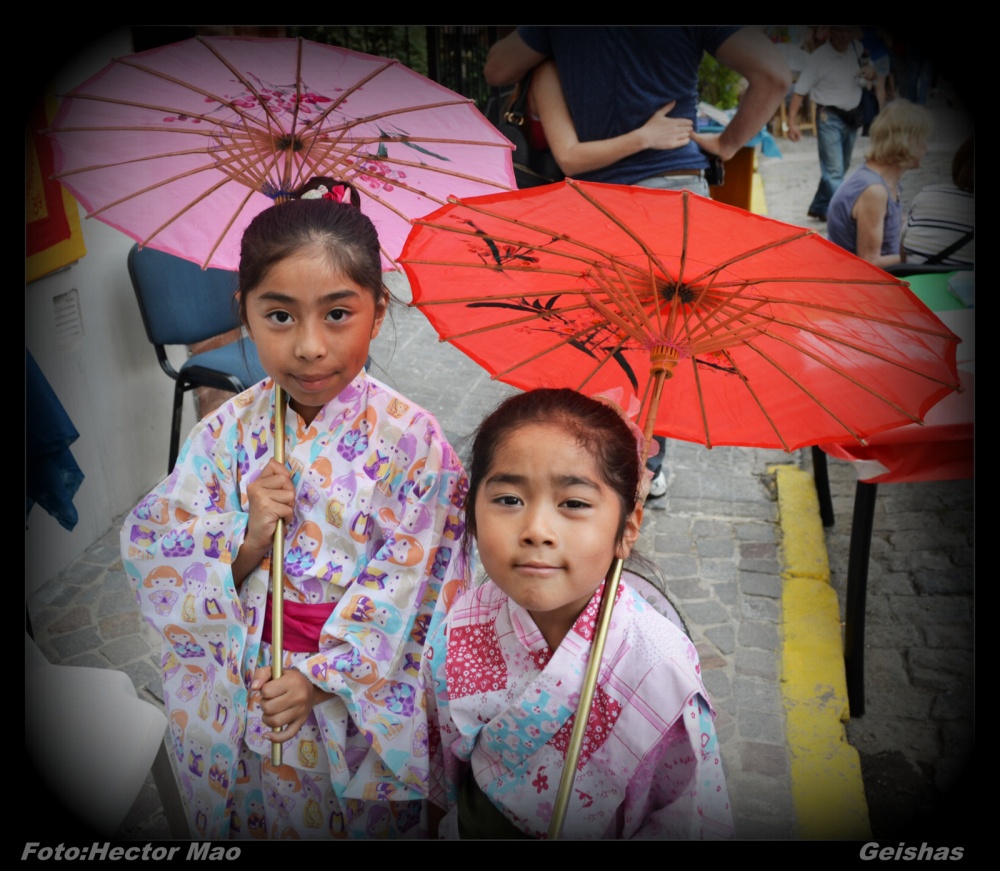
[772,464,829,581]
[751,170,768,216]
[773,465,871,840]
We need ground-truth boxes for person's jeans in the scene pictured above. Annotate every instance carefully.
[810,108,859,218]
[634,173,710,198]
[647,435,667,476]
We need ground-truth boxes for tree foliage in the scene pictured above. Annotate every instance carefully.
[698,53,744,110]
[288,26,429,76]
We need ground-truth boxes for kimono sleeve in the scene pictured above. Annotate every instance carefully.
[120,398,263,840]
[295,410,470,798]
[121,403,252,636]
[626,693,734,840]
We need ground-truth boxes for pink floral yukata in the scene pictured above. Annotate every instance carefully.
[424,578,734,839]
[121,372,468,839]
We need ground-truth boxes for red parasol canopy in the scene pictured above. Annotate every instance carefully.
[401,181,961,452]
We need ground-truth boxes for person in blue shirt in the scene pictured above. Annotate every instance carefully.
[485,26,790,192]
[484,27,789,495]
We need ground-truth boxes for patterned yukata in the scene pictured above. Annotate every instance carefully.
[121,372,468,839]
[424,578,733,839]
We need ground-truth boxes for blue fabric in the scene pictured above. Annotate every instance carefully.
[809,108,859,219]
[646,436,668,475]
[861,28,889,67]
[517,26,741,184]
[750,128,782,159]
[699,120,782,159]
[827,165,903,256]
[129,245,241,346]
[26,349,84,531]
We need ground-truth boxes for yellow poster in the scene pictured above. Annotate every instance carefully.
[26,85,86,283]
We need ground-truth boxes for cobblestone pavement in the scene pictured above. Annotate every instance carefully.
[816,459,973,839]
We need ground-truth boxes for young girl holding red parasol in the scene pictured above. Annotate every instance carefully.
[423,388,733,839]
[121,180,469,839]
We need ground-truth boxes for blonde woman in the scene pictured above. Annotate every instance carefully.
[827,98,934,266]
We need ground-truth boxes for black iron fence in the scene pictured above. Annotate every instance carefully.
[288,25,505,113]
[134,26,507,113]
[427,26,505,112]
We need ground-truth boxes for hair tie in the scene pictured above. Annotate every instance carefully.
[299,183,352,204]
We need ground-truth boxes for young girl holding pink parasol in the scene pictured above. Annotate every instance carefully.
[121,180,469,839]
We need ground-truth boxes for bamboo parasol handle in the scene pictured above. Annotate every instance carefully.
[270,385,287,765]
[547,555,625,839]
[548,346,676,840]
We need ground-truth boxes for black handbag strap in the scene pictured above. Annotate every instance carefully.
[923,229,975,265]
[502,70,533,128]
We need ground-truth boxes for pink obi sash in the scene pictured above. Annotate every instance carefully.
[261,596,336,653]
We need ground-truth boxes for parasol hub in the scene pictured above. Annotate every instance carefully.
[657,280,699,306]
[650,345,679,380]
[274,134,305,153]
[238,125,303,155]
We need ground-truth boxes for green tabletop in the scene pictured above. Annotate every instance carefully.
[904,271,964,311]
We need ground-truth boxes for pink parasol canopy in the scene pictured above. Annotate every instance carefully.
[47,36,516,271]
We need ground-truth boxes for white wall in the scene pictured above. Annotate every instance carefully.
[26,28,197,598]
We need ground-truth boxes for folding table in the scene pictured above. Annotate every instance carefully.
[814,273,974,715]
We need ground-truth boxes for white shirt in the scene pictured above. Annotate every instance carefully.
[794,40,866,111]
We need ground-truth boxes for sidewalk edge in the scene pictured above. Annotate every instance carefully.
[772,464,871,840]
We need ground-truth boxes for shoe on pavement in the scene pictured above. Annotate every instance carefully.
[807,209,827,222]
[647,469,667,499]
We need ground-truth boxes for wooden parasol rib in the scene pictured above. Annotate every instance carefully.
[200,188,259,271]
[432,303,603,341]
[736,341,927,429]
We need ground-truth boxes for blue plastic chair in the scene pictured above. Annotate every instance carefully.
[127,244,267,472]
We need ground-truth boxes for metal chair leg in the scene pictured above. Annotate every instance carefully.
[844,480,878,717]
[169,381,186,473]
[811,446,836,527]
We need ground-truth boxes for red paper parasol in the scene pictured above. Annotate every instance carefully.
[402,180,961,452]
